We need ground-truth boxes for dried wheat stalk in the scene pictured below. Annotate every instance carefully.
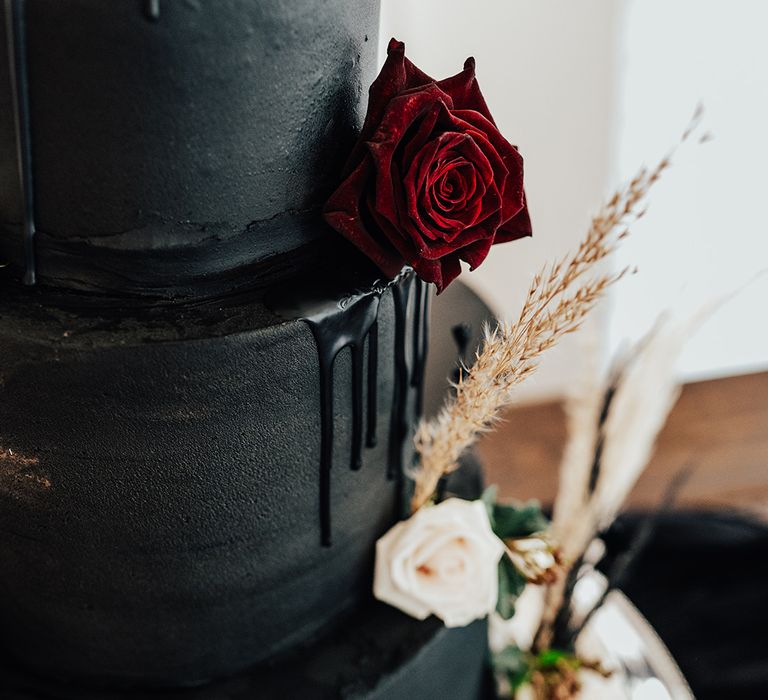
[410,112,704,512]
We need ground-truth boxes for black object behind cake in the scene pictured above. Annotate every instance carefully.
[0,1,488,697]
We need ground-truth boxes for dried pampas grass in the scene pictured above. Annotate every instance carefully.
[534,312,708,650]
[410,111,705,512]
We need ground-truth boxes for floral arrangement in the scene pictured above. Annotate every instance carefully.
[325,39,705,699]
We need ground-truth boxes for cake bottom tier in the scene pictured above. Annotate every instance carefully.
[1,604,491,700]
[0,272,427,685]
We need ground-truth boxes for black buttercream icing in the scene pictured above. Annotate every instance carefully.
[0,460,491,700]
[0,0,379,297]
[2,616,491,700]
[0,273,414,686]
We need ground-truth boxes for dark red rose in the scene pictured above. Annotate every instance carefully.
[323,38,531,292]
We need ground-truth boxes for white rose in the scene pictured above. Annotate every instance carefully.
[374,498,505,628]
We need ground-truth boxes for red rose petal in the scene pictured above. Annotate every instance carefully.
[323,162,405,279]
[424,134,503,235]
[417,204,502,260]
[431,161,477,211]
[367,191,424,265]
[399,101,443,171]
[412,251,463,292]
[367,84,454,232]
[495,195,533,242]
[435,56,496,127]
[404,136,444,240]
[458,233,494,270]
[343,39,435,177]
[409,134,493,242]
[366,40,433,138]
[452,109,525,223]
[445,113,510,190]
[421,167,485,235]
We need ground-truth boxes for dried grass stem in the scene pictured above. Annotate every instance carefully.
[411,113,702,512]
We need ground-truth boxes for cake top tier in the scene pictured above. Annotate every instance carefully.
[0,0,379,299]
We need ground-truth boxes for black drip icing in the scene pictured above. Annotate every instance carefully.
[389,274,431,477]
[144,0,160,22]
[5,0,36,285]
[300,271,430,546]
[366,321,379,448]
[387,273,414,483]
[412,276,431,415]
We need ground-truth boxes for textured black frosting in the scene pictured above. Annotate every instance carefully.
[0,273,434,685]
[0,0,378,297]
[2,611,490,700]
[0,457,490,700]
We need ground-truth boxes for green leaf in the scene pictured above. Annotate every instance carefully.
[492,645,527,675]
[536,648,569,668]
[509,668,530,692]
[492,646,531,691]
[481,485,499,525]
[496,560,513,619]
[496,556,527,620]
[504,556,527,598]
[534,648,581,670]
[492,500,549,539]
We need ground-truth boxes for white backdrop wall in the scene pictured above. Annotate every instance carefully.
[610,0,768,381]
[379,0,768,402]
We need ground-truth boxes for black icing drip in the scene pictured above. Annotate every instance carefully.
[303,292,380,545]
[288,270,430,546]
[5,0,37,285]
[389,274,431,478]
[366,321,379,448]
[144,0,160,22]
[387,274,414,483]
[412,277,431,416]
[349,326,366,472]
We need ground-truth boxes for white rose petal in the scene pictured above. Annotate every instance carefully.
[488,585,546,653]
[373,498,505,628]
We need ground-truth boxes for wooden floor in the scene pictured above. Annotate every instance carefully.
[477,371,768,519]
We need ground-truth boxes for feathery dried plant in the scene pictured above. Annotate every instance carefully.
[532,312,703,651]
[534,281,739,651]
[410,110,705,512]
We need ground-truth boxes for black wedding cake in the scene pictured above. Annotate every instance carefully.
[0,2,488,698]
